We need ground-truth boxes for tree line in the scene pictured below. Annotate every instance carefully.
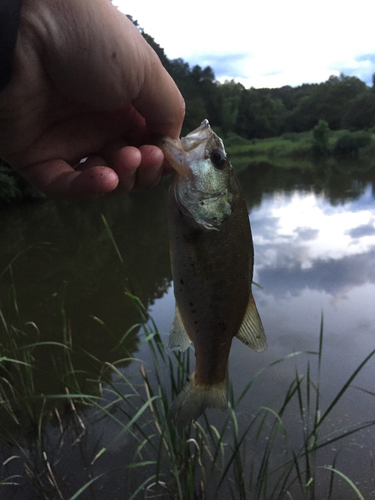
[136,17,375,139]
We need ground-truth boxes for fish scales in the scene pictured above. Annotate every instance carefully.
[162,120,267,426]
[168,180,252,386]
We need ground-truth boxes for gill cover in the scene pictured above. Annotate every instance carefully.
[162,120,235,230]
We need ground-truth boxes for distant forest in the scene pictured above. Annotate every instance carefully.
[135,18,375,139]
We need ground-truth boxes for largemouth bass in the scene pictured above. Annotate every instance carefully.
[162,120,267,425]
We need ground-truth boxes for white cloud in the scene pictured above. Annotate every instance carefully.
[114,0,375,88]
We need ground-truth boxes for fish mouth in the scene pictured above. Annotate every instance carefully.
[180,119,212,151]
[161,120,212,176]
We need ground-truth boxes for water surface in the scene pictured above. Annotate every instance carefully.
[1,160,375,498]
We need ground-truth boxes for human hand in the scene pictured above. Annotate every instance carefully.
[0,0,185,199]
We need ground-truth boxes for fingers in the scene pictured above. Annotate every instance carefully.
[99,143,164,193]
[20,143,167,199]
[22,159,119,199]
[135,145,164,189]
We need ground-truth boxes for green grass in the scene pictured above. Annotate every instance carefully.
[1,320,374,499]
[226,130,375,173]
[226,133,313,170]
[69,310,374,500]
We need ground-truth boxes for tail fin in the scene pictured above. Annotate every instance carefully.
[168,372,227,426]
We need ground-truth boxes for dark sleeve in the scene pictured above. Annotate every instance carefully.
[0,0,23,91]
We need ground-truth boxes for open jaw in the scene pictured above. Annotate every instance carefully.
[161,120,213,176]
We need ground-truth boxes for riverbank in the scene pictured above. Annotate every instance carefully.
[225,129,375,173]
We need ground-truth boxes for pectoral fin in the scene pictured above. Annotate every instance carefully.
[169,306,192,351]
[236,294,267,352]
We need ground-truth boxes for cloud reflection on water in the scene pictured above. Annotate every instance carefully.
[150,183,375,358]
[251,186,375,296]
[246,184,375,379]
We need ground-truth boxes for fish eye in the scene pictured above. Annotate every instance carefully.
[210,149,226,169]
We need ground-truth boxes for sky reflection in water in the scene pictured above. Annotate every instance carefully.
[149,183,375,429]
[251,185,375,360]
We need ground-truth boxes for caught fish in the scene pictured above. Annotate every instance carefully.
[162,120,267,426]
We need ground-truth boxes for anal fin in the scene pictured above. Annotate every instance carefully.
[169,306,192,351]
[236,293,267,352]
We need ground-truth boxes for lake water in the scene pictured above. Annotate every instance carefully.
[1,160,375,498]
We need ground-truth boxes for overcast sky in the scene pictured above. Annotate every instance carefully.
[114,0,375,89]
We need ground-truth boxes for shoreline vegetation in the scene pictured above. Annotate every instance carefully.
[225,126,375,174]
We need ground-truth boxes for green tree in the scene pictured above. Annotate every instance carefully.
[189,65,218,127]
[312,119,330,156]
[214,80,244,137]
[290,75,367,132]
[259,83,315,111]
[190,65,215,84]
[235,89,286,139]
[333,131,371,157]
[181,97,208,134]
[342,91,375,130]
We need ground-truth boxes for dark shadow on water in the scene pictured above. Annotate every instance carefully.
[238,157,375,209]
[0,180,172,412]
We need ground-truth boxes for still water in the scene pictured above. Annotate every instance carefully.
[1,161,375,498]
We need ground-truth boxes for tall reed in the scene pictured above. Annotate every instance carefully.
[89,306,375,500]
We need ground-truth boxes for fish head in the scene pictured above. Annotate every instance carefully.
[162,120,238,230]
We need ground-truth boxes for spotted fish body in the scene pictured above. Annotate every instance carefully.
[162,120,267,425]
